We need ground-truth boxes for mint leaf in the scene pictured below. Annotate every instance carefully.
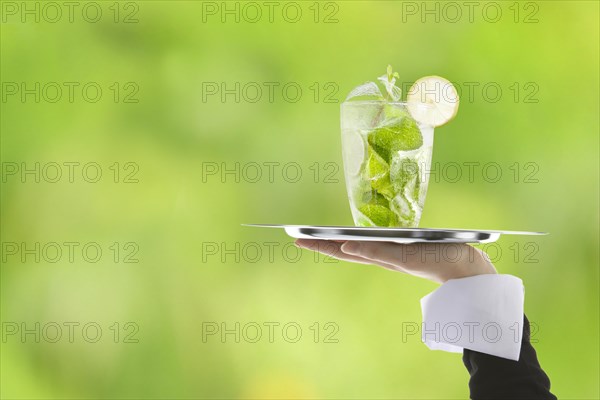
[367,117,423,163]
[358,204,399,227]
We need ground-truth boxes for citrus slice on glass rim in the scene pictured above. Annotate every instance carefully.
[406,76,459,127]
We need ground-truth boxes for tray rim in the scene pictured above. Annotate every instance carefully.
[242,224,548,236]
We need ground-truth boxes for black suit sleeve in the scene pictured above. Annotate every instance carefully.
[462,315,557,399]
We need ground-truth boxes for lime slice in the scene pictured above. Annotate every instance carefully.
[343,131,366,177]
[406,76,459,127]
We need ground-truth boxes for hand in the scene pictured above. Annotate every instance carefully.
[295,239,497,284]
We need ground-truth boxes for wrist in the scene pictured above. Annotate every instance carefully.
[442,247,497,282]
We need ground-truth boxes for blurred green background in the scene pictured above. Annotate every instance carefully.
[1,1,598,398]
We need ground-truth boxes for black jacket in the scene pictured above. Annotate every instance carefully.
[462,315,557,399]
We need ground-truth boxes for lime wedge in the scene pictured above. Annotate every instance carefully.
[406,76,459,127]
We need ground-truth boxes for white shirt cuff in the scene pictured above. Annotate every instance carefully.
[420,274,524,361]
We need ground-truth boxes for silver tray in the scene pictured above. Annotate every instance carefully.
[243,224,547,244]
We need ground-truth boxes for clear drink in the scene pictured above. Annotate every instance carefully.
[341,101,434,227]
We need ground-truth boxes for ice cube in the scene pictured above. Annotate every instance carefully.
[345,81,383,102]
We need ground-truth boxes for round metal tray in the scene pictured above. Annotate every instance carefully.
[243,224,547,244]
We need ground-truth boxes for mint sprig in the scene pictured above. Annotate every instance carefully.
[386,64,400,83]
[380,65,401,101]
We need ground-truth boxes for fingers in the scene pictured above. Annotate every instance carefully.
[340,241,470,265]
[340,241,420,266]
[295,239,371,264]
[295,239,402,272]
[339,241,493,283]
[340,241,454,282]
[298,240,497,284]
